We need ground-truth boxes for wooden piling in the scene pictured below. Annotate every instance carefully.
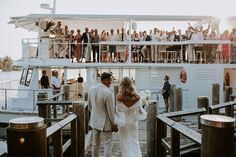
[197,96,209,129]
[224,86,232,103]
[170,87,182,112]
[146,100,158,157]
[156,117,167,157]
[38,93,51,125]
[7,117,47,157]
[172,88,182,121]
[174,88,183,112]
[200,114,235,157]
[169,84,176,112]
[212,84,220,113]
[63,85,70,113]
[73,101,85,157]
[224,86,234,117]
[197,96,209,113]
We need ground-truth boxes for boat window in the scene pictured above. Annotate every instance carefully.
[25,68,33,87]
[20,68,27,85]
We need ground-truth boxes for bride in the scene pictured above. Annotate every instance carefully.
[114,77,147,157]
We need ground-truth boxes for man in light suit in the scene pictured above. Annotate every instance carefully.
[88,72,118,157]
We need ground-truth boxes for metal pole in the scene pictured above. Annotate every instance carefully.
[128,19,132,64]
[33,90,35,109]
[5,89,7,110]
[52,0,56,14]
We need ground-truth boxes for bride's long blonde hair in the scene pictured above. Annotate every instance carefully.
[118,77,138,101]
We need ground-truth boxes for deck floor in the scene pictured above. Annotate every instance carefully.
[1,112,235,156]
[85,120,148,157]
[84,115,201,157]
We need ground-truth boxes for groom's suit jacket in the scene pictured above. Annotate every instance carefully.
[88,83,115,131]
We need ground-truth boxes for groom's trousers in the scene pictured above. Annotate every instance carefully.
[92,129,112,157]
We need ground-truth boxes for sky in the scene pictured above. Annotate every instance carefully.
[0,0,236,60]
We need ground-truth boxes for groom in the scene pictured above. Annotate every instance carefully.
[88,72,118,157]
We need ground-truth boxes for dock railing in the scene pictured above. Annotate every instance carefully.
[209,100,236,117]
[46,113,78,157]
[156,99,236,157]
[37,86,90,156]
[156,108,206,157]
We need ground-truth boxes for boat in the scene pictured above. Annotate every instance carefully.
[0,8,236,157]
[0,13,235,112]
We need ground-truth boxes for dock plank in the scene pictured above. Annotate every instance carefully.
[85,120,148,157]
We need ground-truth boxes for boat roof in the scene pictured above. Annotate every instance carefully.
[9,14,219,32]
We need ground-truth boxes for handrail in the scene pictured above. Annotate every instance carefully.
[46,112,79,157]
[37,100,73,105]
[209,100,236,110]
[100,39,233,46]
[0,87,53,92]
[21,37,236,64]
[156,108,205,157]
[23,37,235,45]
[47,113,77,137]
[164,108,206,118]
[157,114,202,144]
[209,100,236,117]
[47,91,64,101]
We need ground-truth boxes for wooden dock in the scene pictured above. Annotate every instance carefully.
[84,115,200,157]
[1,104,236,157]
[85,120,148,157]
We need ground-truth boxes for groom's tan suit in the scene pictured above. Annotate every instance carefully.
[88,83,116,157]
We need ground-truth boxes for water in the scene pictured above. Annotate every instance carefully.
[0,71,21,88]
[0,71,21,81]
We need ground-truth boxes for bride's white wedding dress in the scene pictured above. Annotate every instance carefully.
[114,100,147,157]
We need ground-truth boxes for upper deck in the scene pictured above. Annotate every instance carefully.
[16,38,236,68]
[9,14,236,68]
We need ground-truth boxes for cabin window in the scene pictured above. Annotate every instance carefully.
[20,68,27,85]
[19,68,33,87]
[25,68,33,87]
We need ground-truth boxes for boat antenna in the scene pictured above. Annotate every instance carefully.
[52,0,56,14]
[40,0,56,14]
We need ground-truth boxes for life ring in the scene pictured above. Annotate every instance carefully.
[180,69,187,83]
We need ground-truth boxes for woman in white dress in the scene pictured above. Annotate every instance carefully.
[114,77,147,157]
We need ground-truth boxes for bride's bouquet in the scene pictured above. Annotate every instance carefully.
[139,90,152,107]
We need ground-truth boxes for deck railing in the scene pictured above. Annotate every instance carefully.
[21,38,236,64]
[0,88,54,111]
[0,85,81,111]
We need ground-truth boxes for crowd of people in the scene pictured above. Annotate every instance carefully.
[48,21,236,64]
